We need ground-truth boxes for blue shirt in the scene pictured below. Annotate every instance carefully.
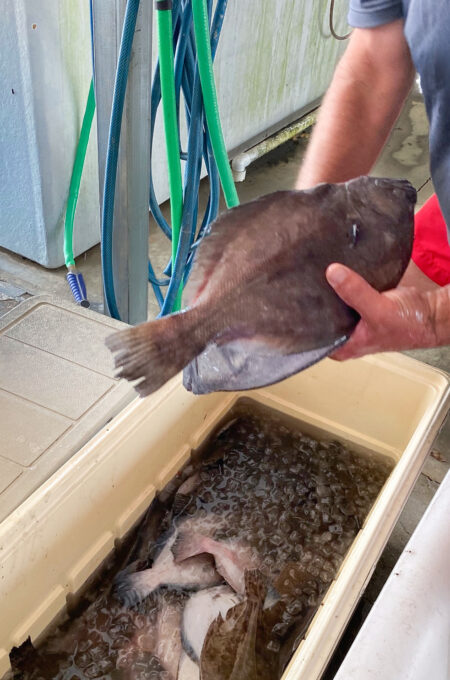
[348,1,450,237]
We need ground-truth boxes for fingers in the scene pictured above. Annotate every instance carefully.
[326,263,381,317]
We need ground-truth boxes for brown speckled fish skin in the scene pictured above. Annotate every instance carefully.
[106,177,415,396]
[200,569,273,680]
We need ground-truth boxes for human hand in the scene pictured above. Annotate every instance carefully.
[325,263,438,360]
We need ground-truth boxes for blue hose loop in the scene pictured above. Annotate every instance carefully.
[101,0,141,320]
[148,0,228,312]
[148,262,165,308]
[66,269,90,308]
[159,11,208,315]
[160,1,216,313]
[149,66,172,240]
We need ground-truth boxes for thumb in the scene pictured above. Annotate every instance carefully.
[326,263,381,317]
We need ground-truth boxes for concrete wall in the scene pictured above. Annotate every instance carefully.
[1,1,99,268]
[0,0,348,267]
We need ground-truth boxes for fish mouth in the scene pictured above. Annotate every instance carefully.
[373,177,417,204]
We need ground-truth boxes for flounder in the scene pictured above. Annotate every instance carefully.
[107,177,415,395]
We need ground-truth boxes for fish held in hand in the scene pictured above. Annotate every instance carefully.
[106,176,416,395]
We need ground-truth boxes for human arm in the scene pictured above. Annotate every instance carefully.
[326,264,450,359]
[296,20,415,189]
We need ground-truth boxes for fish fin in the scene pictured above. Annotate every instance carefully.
[244,569,267,604]
[184,336,348,394]
[172,531,207,563]
[177,472,202,495]
[263,585,280,609]
[106,309,205,397]
[114,568,158,607]
[172,493,191,517]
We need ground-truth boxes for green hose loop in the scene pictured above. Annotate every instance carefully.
[191,0,239,209]
[157,7,184,310]
[64,78,96,267]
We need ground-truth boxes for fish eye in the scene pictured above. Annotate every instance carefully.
[350,222,359,248]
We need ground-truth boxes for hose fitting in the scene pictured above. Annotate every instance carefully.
[66,267,90,308]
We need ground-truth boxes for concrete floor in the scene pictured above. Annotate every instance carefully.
[0,81,449,674]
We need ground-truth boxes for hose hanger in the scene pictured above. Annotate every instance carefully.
[155,0,172,9]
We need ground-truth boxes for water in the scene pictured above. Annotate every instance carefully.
[8,405,393,680]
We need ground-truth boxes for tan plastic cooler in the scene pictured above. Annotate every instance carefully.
[0,352,448,679]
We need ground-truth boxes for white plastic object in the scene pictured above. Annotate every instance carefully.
[0,352,448,678]
[334,470,450,680]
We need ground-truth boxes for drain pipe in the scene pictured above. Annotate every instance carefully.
[231,110,318,182]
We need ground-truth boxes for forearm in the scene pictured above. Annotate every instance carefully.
[428,285,450,347]
[297,21,415,190]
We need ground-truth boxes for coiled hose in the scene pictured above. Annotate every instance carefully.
[100,0,235,319]
[152,0,234,316]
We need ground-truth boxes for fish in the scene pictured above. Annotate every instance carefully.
[106,176,416,396]
[172,531,260,595]
[181,585,241,662]
[115,532,223,607]
[172,472,202,517]
[178,651,200,680]
[199,569,272,680]
[153,593,184,679]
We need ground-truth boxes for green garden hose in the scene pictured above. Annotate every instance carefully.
[64,78,96,268]
[191,0,239,209]
[156,2,184,310]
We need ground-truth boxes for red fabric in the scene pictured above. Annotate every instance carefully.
[412,194,450,286]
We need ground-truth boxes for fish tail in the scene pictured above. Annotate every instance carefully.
[106,308,207,397]
[172,530,208,563]
[114,568,158,607]
[172,493,190,517]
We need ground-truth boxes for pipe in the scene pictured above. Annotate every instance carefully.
[191,0,239,209]
[231,111,318,182]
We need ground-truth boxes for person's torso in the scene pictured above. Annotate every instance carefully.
[402,0,450,232]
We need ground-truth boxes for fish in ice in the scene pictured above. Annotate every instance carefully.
[172,531,260,595]
[178,651,200,680]
[181,585,241,662]
[153,592,184,679]
[106,176,415,395]
[200,569,272,680]
[115,532,223,607]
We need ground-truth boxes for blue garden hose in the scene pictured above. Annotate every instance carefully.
[99,0,232,319]
[151,0,230,315]
[101,0,141,319]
